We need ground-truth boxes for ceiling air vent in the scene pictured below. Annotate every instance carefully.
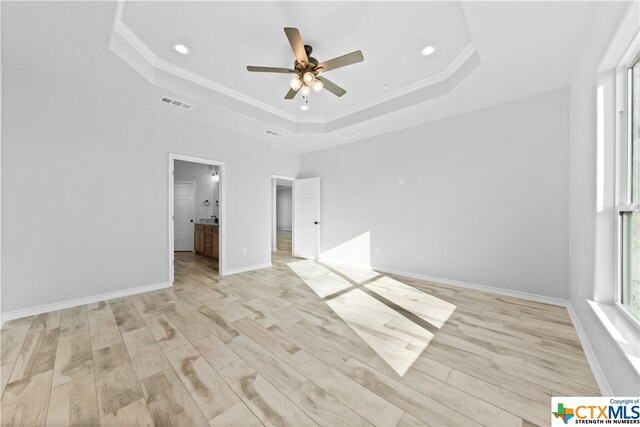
[159,96,193,110]
[337,130,359,139]
[265,130,283,137]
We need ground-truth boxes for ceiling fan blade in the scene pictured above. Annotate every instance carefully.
[284,27,309,65]
[318,50,364,72]
[284,87,300,99]
[317,76,346,97]
[246,66,295,73]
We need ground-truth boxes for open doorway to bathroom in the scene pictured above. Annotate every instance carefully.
[272,175,294,258]
[169,154,225,285]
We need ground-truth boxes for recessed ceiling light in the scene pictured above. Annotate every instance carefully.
[174,44,190,55]
[382,83,391,91]
[300,105,309,111]
[421,45,436,56]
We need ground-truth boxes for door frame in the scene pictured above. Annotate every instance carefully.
[169,153,226,284]
[271,174,295,255]
[173,180,196,252]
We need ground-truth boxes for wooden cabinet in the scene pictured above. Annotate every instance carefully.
[194,224,218,258]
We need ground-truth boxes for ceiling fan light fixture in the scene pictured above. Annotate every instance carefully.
[300,105,309,111]
[303,72,315,85]
[312,80,324,93]
[301,85,310,96]
[289,77,303,90]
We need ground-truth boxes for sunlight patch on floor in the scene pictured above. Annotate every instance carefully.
[287,259,353,298]
[287,259,456,376]
[366,276,456,329]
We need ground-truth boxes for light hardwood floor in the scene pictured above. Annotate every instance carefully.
[274,230,292,257]
[1,235,599,426]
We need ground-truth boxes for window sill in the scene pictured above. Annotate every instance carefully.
[588,300,640,376]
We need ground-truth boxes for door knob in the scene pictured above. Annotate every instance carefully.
[190,219,193,222]
[314,221,319,225]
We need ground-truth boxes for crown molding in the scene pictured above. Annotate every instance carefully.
[110,0,480,134]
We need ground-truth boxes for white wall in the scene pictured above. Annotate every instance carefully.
[568,1,640,395]
[300,88,570,299]
[1,66,299,314]
[276,187,292,230]
[174,161,218,220]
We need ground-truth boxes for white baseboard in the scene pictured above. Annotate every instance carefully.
[224,262,272,276]
[1,281,170,325]
[566,303,612,396]
[370,265,569,307]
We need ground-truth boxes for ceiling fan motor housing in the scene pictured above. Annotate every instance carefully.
[294,45,320,73]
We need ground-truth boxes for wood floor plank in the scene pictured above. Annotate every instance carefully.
[227,334,307,395]
[52,330,93,387]
[367,354,452,383]
[218,359,317,427]
[194,305,240,343]
[121,327,171,380]
[0,363,15,398]
[92,343,130,378]
[59,306,89,336]
[140,368,209,427]
[95,364,145,418]
[28,311,62,334]
[1,369,53,426]
[146,314,241,422]
[109,297,146,334]
[175,354,240,422]
[338,357,480,426]
[446,368,549,426]
[9,328,59,383]
[0,317,33,331]
[286,351,404,427]
[232,318,301,362]
[267,322,350,369]
[1,323,32,365]
[423,344,553,405]
[178,321,240,371]
[288,380,373,427]
[100,398,155,426]
[87,302,121,351]
[46,373,99,426]
[355,358,523,426]
[208,401,263,427]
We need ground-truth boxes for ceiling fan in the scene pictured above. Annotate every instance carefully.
[246,27,364,99]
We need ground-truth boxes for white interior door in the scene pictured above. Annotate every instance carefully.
[293,177,320,259]
[174,182,195,251]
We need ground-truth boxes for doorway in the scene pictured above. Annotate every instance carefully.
[272,175,294,257]
[169,154,225,284]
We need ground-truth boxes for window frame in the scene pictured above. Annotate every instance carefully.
[615,45,640,325]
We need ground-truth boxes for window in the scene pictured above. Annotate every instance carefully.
[620,55,640,321]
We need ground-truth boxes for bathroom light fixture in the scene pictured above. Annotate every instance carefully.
[212,171,219,182]
[421,45,436,56]
[174,44,190,55]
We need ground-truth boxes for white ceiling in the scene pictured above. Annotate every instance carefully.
[1,1,600,154]
[120,1,473,119]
